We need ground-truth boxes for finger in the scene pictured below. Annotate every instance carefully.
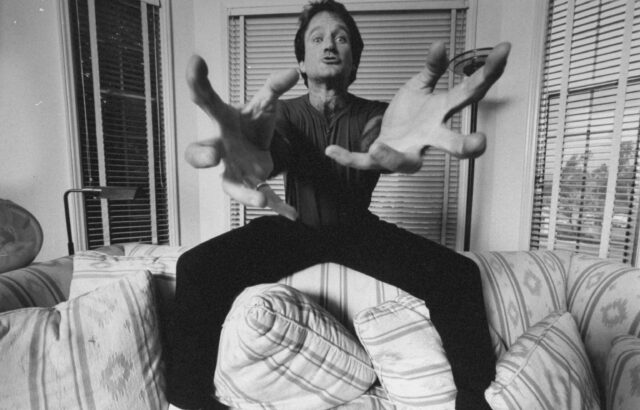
[186,55,233,122]
[184,139,224,168]
[242,175,298,220]
[221,172,268,208]
[446,42,511,114]
[243,69,300,119]
[325,145,384,170]
[427,127,487,159]
[369,142,423,174]
[260,185,298,221]
[407,41,449,92]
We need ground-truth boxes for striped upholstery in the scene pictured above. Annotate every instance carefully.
[354,294,456,409]
[566,253,640,396]
[335,386,395,409]
[279,262,406,333]
[214,283,377,410]
[485,311,600,410]
[605,335,640,410]
[0,270,166,410]
[0,256,71,313]
[123,242,191,257]
[466,251,571,353]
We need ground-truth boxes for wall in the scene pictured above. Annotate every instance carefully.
[471,0,547,250]
[0,0,71,261]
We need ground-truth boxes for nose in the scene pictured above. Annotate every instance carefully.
[323,37,336,51]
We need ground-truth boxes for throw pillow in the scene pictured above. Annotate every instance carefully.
[354,293,456,409]
[214,283,376,409]
[605,335,640,410]
[0,270,166,409]
[123,242,190,257]
[485,311,601,409]
[70,251,178,302]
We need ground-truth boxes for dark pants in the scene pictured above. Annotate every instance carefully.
[166,216,495,410]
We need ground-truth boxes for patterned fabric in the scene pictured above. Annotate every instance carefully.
[485,311,600,410]
[214,283,376,409]
[566,253,640,396]
[334,386,395,409]
[123,242,191,257]
[354,294,456,409]
[70,251,178,302]
[279,262,406,334]
[605,335,640,410]
[466,251,571,354]
[0,256,71,313]
[0,270,166,410]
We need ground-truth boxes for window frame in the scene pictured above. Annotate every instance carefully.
[57,0,179,250]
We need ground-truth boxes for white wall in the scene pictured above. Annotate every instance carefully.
[0,0,71,261]
[471,0,547,250]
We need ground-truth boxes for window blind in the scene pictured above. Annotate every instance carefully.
[69,0,169,249]
[531,0,640,264]
[229,8,466,248]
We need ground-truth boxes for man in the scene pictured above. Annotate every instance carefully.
[168,1,510,409]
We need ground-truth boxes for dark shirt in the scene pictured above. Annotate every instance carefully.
[271,94,388,227]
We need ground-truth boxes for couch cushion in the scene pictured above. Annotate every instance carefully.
[566,253,640,395]
[214,283,376,409]
[279,262,406,333]
[605,335,640,410]
[485,311,600,409]
[0,256,71,313]
[0,270,166,409]
[354,293,456,409]
[466,251,571,353]
[123,242,190,257]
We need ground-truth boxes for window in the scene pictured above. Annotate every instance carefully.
[531,0,640,264]
[228,4,467,248]
[67,0,173,249]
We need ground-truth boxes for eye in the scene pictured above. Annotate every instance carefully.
[311,36,323,43]
[336,35,348,44]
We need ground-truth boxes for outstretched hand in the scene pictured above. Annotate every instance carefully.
[184,55,299,220]
[325,41,511,173]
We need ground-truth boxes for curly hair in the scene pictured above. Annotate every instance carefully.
[294,0,364,87]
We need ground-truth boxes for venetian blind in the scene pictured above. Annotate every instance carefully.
[530,0,640,264]
[69,0,169,249]
[229,7,466,248]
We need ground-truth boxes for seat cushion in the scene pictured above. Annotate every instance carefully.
[354,293,456,409]
[605,335,640,410]
[214,283,376,409]
[485,311,600,410]
[566,252,640,394]
[0,270,166,409]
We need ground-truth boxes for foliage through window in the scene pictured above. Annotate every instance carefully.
[531,0,640,264]
[68,0,169,249]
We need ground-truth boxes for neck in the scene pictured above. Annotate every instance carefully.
[307,82,350,120]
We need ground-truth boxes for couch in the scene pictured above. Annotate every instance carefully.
[1,244,639,409]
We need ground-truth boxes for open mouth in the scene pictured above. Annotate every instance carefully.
[322,55,340,64]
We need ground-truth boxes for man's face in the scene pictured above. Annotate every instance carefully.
[299,11,353,88]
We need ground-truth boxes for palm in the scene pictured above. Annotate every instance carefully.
[326,42,511,173]
[184,55,299,219]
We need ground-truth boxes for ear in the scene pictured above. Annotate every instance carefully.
[298,60,306,74]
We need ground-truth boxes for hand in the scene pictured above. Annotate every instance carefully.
[184,55,300,220]
[325,41,511,173]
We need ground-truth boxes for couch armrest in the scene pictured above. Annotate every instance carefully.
[0,256,72,313]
